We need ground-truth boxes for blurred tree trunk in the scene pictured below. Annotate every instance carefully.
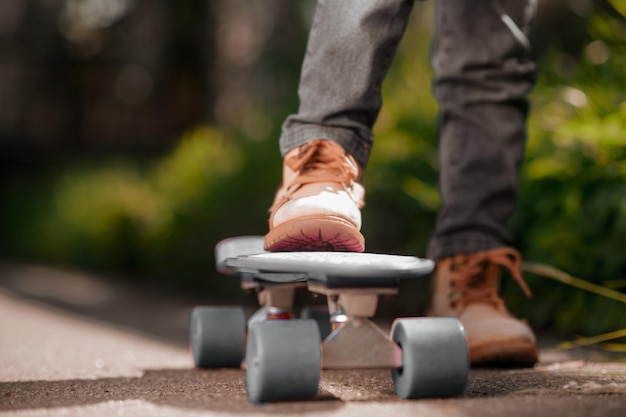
[0,0,313,162]
[0,0,70,155]
[211,0,310,138]
[0,0,214,160]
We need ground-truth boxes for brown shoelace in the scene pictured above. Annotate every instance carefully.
[285,140,360,187]
[270,140,362,214]
[449,247,532,310]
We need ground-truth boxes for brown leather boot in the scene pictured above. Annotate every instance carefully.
[428,247,538,367]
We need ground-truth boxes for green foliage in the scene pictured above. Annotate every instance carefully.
[511,6,626,334]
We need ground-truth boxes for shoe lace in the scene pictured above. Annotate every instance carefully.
[285,140,360,187]
[449,247,532,311]
[269,140,363,215]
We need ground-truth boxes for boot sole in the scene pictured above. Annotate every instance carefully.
[470,340,539,368]
[265,216,365,252]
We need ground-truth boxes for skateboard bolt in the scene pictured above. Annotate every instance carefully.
[266,307,293,320]
[330,311,348,332]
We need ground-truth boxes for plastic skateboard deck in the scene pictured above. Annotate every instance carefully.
[216,235,435,287]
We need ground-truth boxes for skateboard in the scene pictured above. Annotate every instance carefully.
[189,236,469,403]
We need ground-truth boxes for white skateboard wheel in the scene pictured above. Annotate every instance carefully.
[391,317,469,399]
[246,319,321,403]
[189,306,245,368]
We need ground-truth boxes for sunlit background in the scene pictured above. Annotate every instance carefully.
[0,0,625,338]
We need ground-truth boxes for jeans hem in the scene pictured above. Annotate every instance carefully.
[426,234,512,260]
[279,124,373,168]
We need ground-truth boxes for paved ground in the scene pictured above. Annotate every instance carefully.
[1,262,625,416]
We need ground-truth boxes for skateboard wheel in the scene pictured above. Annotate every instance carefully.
[391,317,469,399]
[189,306,245,368]
[246,319,321,403]
[300,306,332,339]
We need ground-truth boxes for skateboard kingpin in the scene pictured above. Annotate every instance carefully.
[189,236,469,403]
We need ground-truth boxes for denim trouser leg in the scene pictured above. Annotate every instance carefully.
[427,0,537,260]
[280,0,537,259]
[280,0,414,168]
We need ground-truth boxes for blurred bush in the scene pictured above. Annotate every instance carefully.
[0,127,280,296]
[509,6,626,335]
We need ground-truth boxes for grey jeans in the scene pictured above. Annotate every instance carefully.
[279,0,537,260]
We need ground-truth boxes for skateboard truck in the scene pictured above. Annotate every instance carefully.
[250,278,401,369]
[242,259,403,369]
[309,284,401,369]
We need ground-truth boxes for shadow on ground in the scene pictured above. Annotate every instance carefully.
[0,368,342,414]
[2,366,626,414]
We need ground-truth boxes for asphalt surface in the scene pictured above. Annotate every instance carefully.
[1,262,625,416]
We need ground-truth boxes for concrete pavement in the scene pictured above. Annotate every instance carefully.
[1,262,625,416]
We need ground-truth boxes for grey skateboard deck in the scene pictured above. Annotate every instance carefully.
[216,236,434,287]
